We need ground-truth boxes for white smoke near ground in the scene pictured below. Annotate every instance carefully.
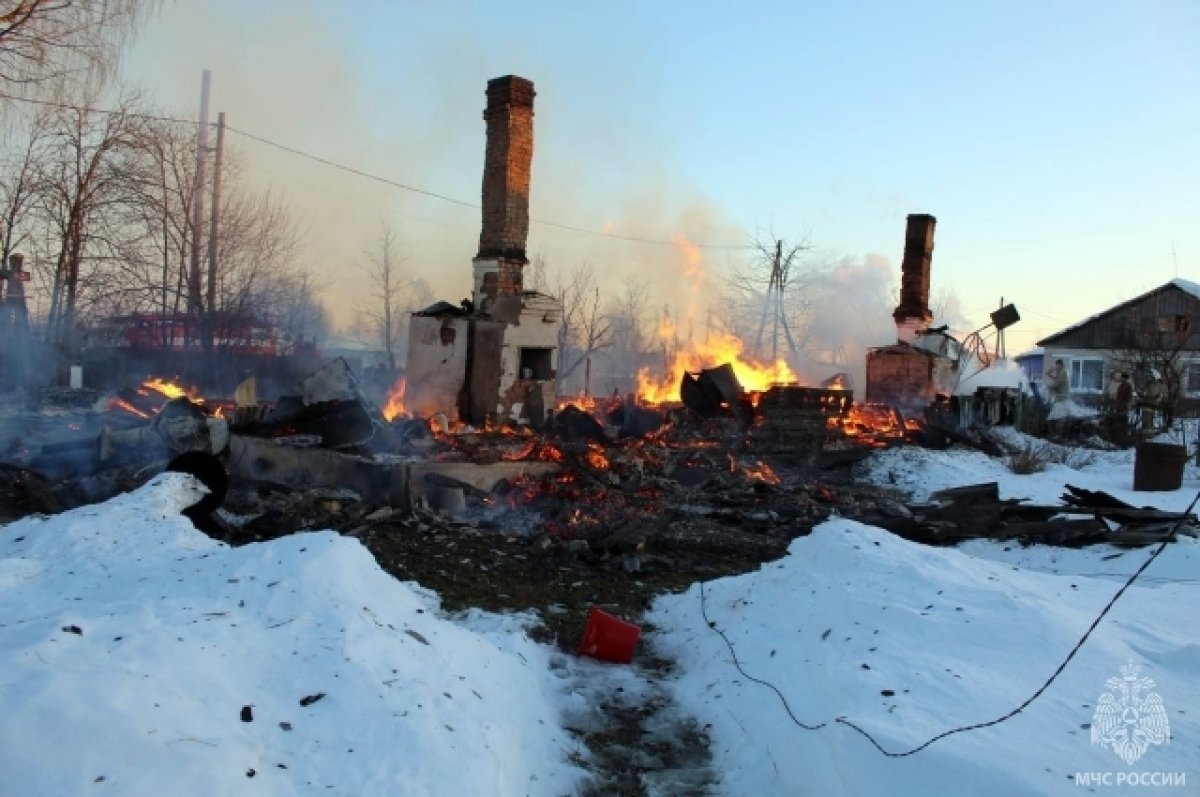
[792,253,898,391]
[930,287,976,341]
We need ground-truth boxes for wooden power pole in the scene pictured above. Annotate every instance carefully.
[206,111,225,349]
[189,69,211,347]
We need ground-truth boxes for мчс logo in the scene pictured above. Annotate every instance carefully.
[1091,661,1171,765]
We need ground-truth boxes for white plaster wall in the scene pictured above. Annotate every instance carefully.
[405,316,470,419]
[497,296,561,393]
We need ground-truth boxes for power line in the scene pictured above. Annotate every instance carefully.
[0,89,757,251]
[224,125,753,250]
[224,124,477,210]
[0,91,195,126]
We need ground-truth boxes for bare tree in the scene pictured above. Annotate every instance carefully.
[0,100,52,262]
[407,276,434,312]
[358,224,407,369]
[275,269,330,355]
[719,232,822,364]
[0,0,154,92]
[112,117,310,356]
[1116,319,1199,431]
[209,186,301,348]
[114,114,195,339]
[38,85,144,356]
[550,261,611,395]
[525,251,547,292]
[601,276,651,393]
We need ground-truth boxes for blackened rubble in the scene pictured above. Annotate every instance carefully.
[2,359,1196,797]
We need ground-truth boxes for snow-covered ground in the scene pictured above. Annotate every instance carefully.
[1,435,1197,796]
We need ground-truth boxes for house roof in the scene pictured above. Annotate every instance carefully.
[1036,279,1200,348]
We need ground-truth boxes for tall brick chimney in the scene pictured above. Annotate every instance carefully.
[473,75,535,308]
[892,213,936,343]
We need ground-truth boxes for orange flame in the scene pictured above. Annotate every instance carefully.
[830,403,914,445]
[636,330,798,404]
[583,443,609,470]
[109,397,151,419]
[555,392,598,413]
[142,377,194,401]
[382,377,407,422]
[745,460,781,485]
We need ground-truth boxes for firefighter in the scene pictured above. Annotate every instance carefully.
[1138,370,1166,433]
[1043,359,1070,403]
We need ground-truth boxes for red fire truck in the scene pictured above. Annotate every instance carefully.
[113,312,278,355]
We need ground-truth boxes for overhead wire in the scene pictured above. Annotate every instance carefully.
[0,90,754,251]
[222,124,754,250]
[0,90,197,126]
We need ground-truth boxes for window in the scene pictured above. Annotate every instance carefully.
[1069,358,1104,392]
[1155,315,1193,335]
[1187,363,1200,395]
[518,347,553,380]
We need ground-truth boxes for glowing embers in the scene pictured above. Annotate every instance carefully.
[828,403,920,448]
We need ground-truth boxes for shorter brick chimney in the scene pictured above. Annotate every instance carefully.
[892,213,936,344]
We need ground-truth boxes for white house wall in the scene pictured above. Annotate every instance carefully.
[406,316,470,419]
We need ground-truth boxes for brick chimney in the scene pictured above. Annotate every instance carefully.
[892,213,936,343]
[473,75,535,308]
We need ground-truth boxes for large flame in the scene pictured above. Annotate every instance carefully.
[636,329,798,404]
[382,377,407,422]
[829,403,919,446]
[142,377,194,401]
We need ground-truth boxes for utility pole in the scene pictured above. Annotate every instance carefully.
[755,239,799,362]
[189,69,211,347]
[206,110,225,350]
[771,240,780,360]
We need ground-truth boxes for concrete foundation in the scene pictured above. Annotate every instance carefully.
[226,434,559,511]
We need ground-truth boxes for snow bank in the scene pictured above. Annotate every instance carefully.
[0,473,585,797]
[649,519,1199,796]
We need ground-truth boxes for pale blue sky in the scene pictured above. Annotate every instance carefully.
[122,0,1198,355]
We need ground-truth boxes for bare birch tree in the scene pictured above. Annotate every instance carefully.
[358,224,407,369]
[208,186,301,347]
[275,269,330,355]
[0,0,154,93]
[0,101,52,262]
[116,115,196,341]
[602,276,651,392]
[550,261,610,395]
[38,86,144,355]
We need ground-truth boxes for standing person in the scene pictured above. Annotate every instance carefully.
[1138,370,1166,433]
[1104,371,1137,444]
[1115,373,1134,417]
[1103,371,1121,413]
[1044,359,1070,403]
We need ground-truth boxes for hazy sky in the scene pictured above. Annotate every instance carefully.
[120,0,1199,356]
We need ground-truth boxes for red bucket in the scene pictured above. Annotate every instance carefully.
[577,606,641,663]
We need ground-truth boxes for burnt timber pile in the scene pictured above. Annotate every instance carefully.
[1,359,1193,592]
